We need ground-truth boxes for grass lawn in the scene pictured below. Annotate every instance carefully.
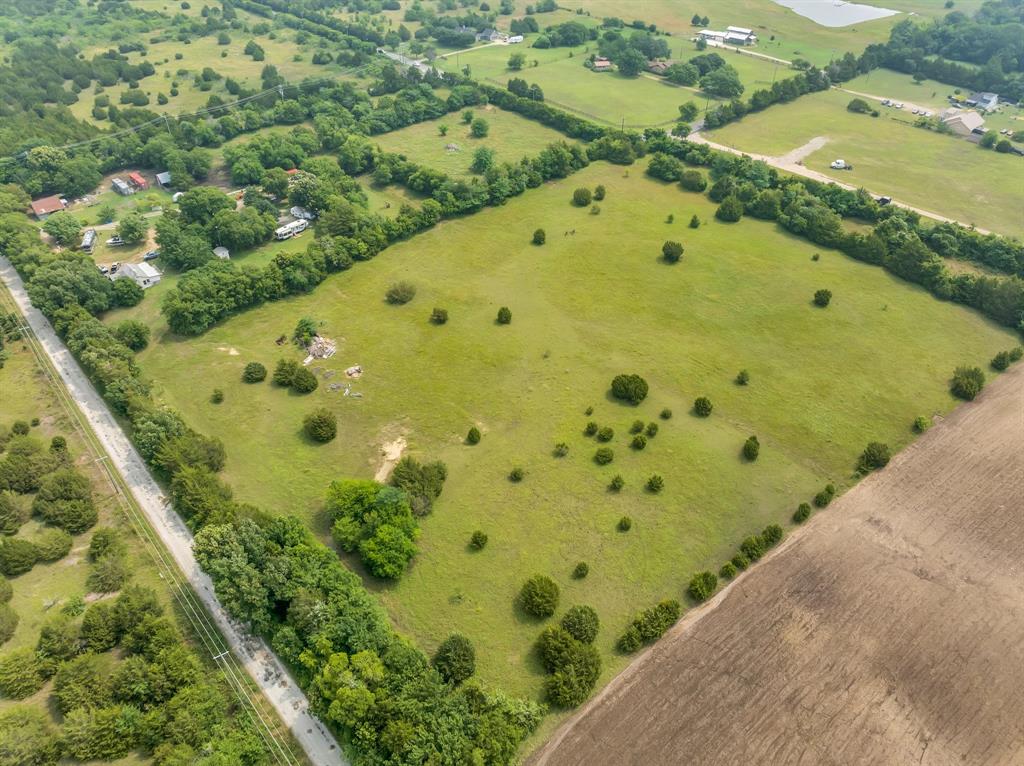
[707,88,1024,238]
[373,107,577,176]
[840,68,963,111]
[116,160,1015,729]
[359,178,427,217]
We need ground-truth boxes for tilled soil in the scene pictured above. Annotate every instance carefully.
[529,362,1024,766]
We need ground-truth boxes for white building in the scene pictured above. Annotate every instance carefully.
[289,206,317,220]
[213,246,230,260]
[699,26,757,45]
[112,262,161,289]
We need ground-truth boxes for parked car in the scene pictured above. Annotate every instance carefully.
[877,196,892,205]
[110,262,120,273]
[881,98,891,106]
[894,102,904,109]
[106,236,125,246]
[143,249,160,261]
[98,265,110,275]
[830,159,848,170]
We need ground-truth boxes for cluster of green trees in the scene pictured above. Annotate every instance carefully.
[700,66,831,129]
[595,28,670,77]
[534,605,602,707]
[0,584,270,763]
[616,600,680,653]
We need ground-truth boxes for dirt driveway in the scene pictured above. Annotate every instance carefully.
[529,362,1024,766]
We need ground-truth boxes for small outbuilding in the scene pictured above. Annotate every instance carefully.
[213,246,231,260]
[155,171,172,189]
[112,262,161,289]
[591,57,613,72]
[30,195,67,220]
[128,171,148,190]
[289,206,317,220]
[966,92,999,112]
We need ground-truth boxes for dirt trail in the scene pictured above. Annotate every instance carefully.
[838,86,936,116]
[374,437,407,482]
[777,135,829,165]
[529,362,1024,766]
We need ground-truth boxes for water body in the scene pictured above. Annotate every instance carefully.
[772,0,900,27]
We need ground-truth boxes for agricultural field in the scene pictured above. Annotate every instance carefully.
[113,159,1016,725]
[373,106,578,176]
[707,88,1024,238]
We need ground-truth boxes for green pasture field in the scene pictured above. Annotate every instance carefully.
[434,37,783,127]
[113,160,1015,727]
[556,0,984,66]
[707,88,1024,238]
[839,68,962,110]
[373,106,578,176]
[360,179,426,216]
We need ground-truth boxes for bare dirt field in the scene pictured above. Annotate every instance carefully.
[529,362,1024,766]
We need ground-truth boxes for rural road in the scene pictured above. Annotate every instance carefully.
[0,257,346,766]
[685,131,993,234]
[836,86,936,116]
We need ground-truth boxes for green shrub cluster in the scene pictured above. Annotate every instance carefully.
[433,634,476,684]
[814,482,837,508]
[327,480,419,579]
[616,600,681,653]
[951,365,985,400]
[610,374,648,404]
[535,624,601,707]
[687,571,718,602]
[519,575,560,618]
[991,347,1022,371]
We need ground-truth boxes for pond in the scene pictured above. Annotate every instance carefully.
[772,0,900,27]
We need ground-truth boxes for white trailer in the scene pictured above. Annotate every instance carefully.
[274,219,308,240]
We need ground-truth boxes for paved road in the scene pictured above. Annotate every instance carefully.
[0,257,345,766]
[685,132,992,234]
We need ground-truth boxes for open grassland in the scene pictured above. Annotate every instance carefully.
[840,68,963,110]
[708,88,1024,238]
[116,162,1015,719]
[530,360,1024,766]
[373,106,578,175]
[558,0,984,66]
[433,38,782,127]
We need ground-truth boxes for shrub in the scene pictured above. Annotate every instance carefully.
[33,469,96,534]
[731,553,749,570]
[291,367,319,393]
[572,562,589,579]
[532,228,546,245]
[912,416,930,433]
[466,426,481,444]
[0,603,17,646]
[793,502,811,523]
[0,707,61,765]
[80,602,119,652]
[950,366,985,401]
[630,420,644,434]
[662,241,684,263]
[858,441,891,472]
[242,361,267,383]
[470,117,489,137]
[519,575,559,617]
[740,534,765,561]
[646,474,664,493]
[584,406,594,416]
[0,491,28,536]
[496,306,512,324]
[688,214,700,228]
[735,369,749,385]
[561,605,599,644]
[385,281,416,305]
[390,456,448,516]
[0,538,38,576]
[584,421,598,436]
[114,320,150,351]
[0,578,10,603]
[0,648,47,698]
[88,554,130,593]
[596,426,614,442]
[616,625,642,653]
[679,170,707,192]
[693,397,713,417]
[470,531,488,550]
[610,374,648,404]
[541,637,601,708]
[688,571,718,602]
[762,523,784,547]
[742,435,760,461]
[660,408,672,420]
[715,195,744,222]
[508,466,524,482]
[608,474,624,491]
[813,482,836,508]
[813,289,832,307]
[593,185,606,201]
[303,408,337,442]
[11,422,29,436]
[617,600,680,653]
[433,634,475,684]
[719,561,737,579]
[272,358,299,387]
[210,388,224,404]
[645,422,658,437]
[617,516,632,531]
[430,307,449,325]
[630,434,647,450]
[991,347,1022,371]
[34,528,72,562]
[594,447,614,465]
[572,188,592,207]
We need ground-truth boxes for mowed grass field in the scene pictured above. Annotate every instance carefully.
[707,88,1024,238]
[434,39,783,127]
[373,107,577,176]
[117,161,1016,713]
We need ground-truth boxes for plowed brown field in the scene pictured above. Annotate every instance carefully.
[530,362,1024,766]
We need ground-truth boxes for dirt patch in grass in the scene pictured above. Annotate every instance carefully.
[374,436,407,482]
[530,360,1024,765]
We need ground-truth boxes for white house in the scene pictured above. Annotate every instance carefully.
[275,219,308,240]
[699,26,757,45]
[941,108,986,136]
[112,262,161,289]
[213,246,230,260]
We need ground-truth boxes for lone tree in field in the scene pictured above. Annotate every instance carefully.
[813,289,832,307]
[242,361,267,383]
[950,365,985,400]
[689,214,701,228]
[611,374,648,404]
[519,575,559,617]
[858,442,891,473]
[430,307,449,325]
[646,474,664,493]
[693,397,713,417]
[532,228,546,245]
[572,188,592,207]
[291,366,319,394]
[470,117,489,137]
[735,369,750,385]
[662,241,684,263]
[496,306,512,324]
[433,634,476,684]
[742,435,760,461]
[303,408,337,442]
[386,281,416,305]
[466,426,481,444]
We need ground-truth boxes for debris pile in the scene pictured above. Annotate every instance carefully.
[302,334,337,366]
[345,364,363,378]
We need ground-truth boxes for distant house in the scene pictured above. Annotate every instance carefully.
[591,57,613,72]
[112,262,161,289]
[80,229,97,253]
[507,34,524,44]
[155,171,172,189]
[213,246,230,260]
[285,168,301,176]
[476,28,504,42]
[111,177,133,196]
[698,27,757,45]
[30,195,67,220]
[647,60,671,75]
[127,171,148,191]
[966,92,999,112]
[941,108,986,136]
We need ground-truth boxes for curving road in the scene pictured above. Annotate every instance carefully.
[0,257,346,766]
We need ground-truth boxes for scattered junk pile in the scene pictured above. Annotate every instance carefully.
[297,334,364,398]
[302,334,337,366]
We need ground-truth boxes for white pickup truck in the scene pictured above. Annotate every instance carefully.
[830,159,848,170]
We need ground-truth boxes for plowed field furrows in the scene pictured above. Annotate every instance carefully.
[530,363,1024,766]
